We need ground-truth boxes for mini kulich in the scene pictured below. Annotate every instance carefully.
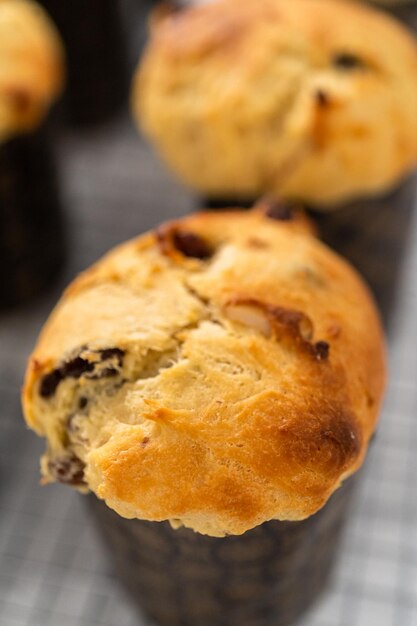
[23,204,386,536]
[134,0,417,207]
[0,0,64,143]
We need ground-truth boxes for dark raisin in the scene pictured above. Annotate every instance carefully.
[264,199,293,221]
[39,370,63,398]
[315,90,330,107]
[332,53,364,70]
[48,455,86,486]
[61,357,95,378]
[99,348,125,364]
[314,341,330,361]
[40,358,92,398]
[39,348,125,399]
[173,231,212,259]
[78,396,88,409]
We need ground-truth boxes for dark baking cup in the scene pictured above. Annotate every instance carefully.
[89,478,355,626]
[0,124,65,308]
[307,177,416,328]
[39,0,128,126]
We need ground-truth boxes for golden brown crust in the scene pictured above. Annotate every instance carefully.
[22,206,386,536]
[0,0,64,143]
[134,0,417,206]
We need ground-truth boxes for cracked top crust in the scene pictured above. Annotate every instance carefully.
[0,0,64,143]
[22,206,386,536]
[134,0,417,207]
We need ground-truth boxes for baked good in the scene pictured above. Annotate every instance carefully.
[23,204,386,536]
[134,0,417,206]
[0,0,64,143]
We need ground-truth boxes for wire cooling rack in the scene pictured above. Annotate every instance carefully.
[1,113,417,626]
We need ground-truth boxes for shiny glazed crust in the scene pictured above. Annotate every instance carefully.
[134,0,417,207]
[22,206,386,536]
[0,0,64,143]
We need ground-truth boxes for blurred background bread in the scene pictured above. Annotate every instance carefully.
[134,0,417,207]
[0,0,64,143]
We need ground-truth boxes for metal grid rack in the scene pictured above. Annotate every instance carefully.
[1,117,416,626]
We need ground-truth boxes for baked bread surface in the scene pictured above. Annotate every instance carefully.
[23,206,386,536]
[0,0,64,143]
[135,0,417,206]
